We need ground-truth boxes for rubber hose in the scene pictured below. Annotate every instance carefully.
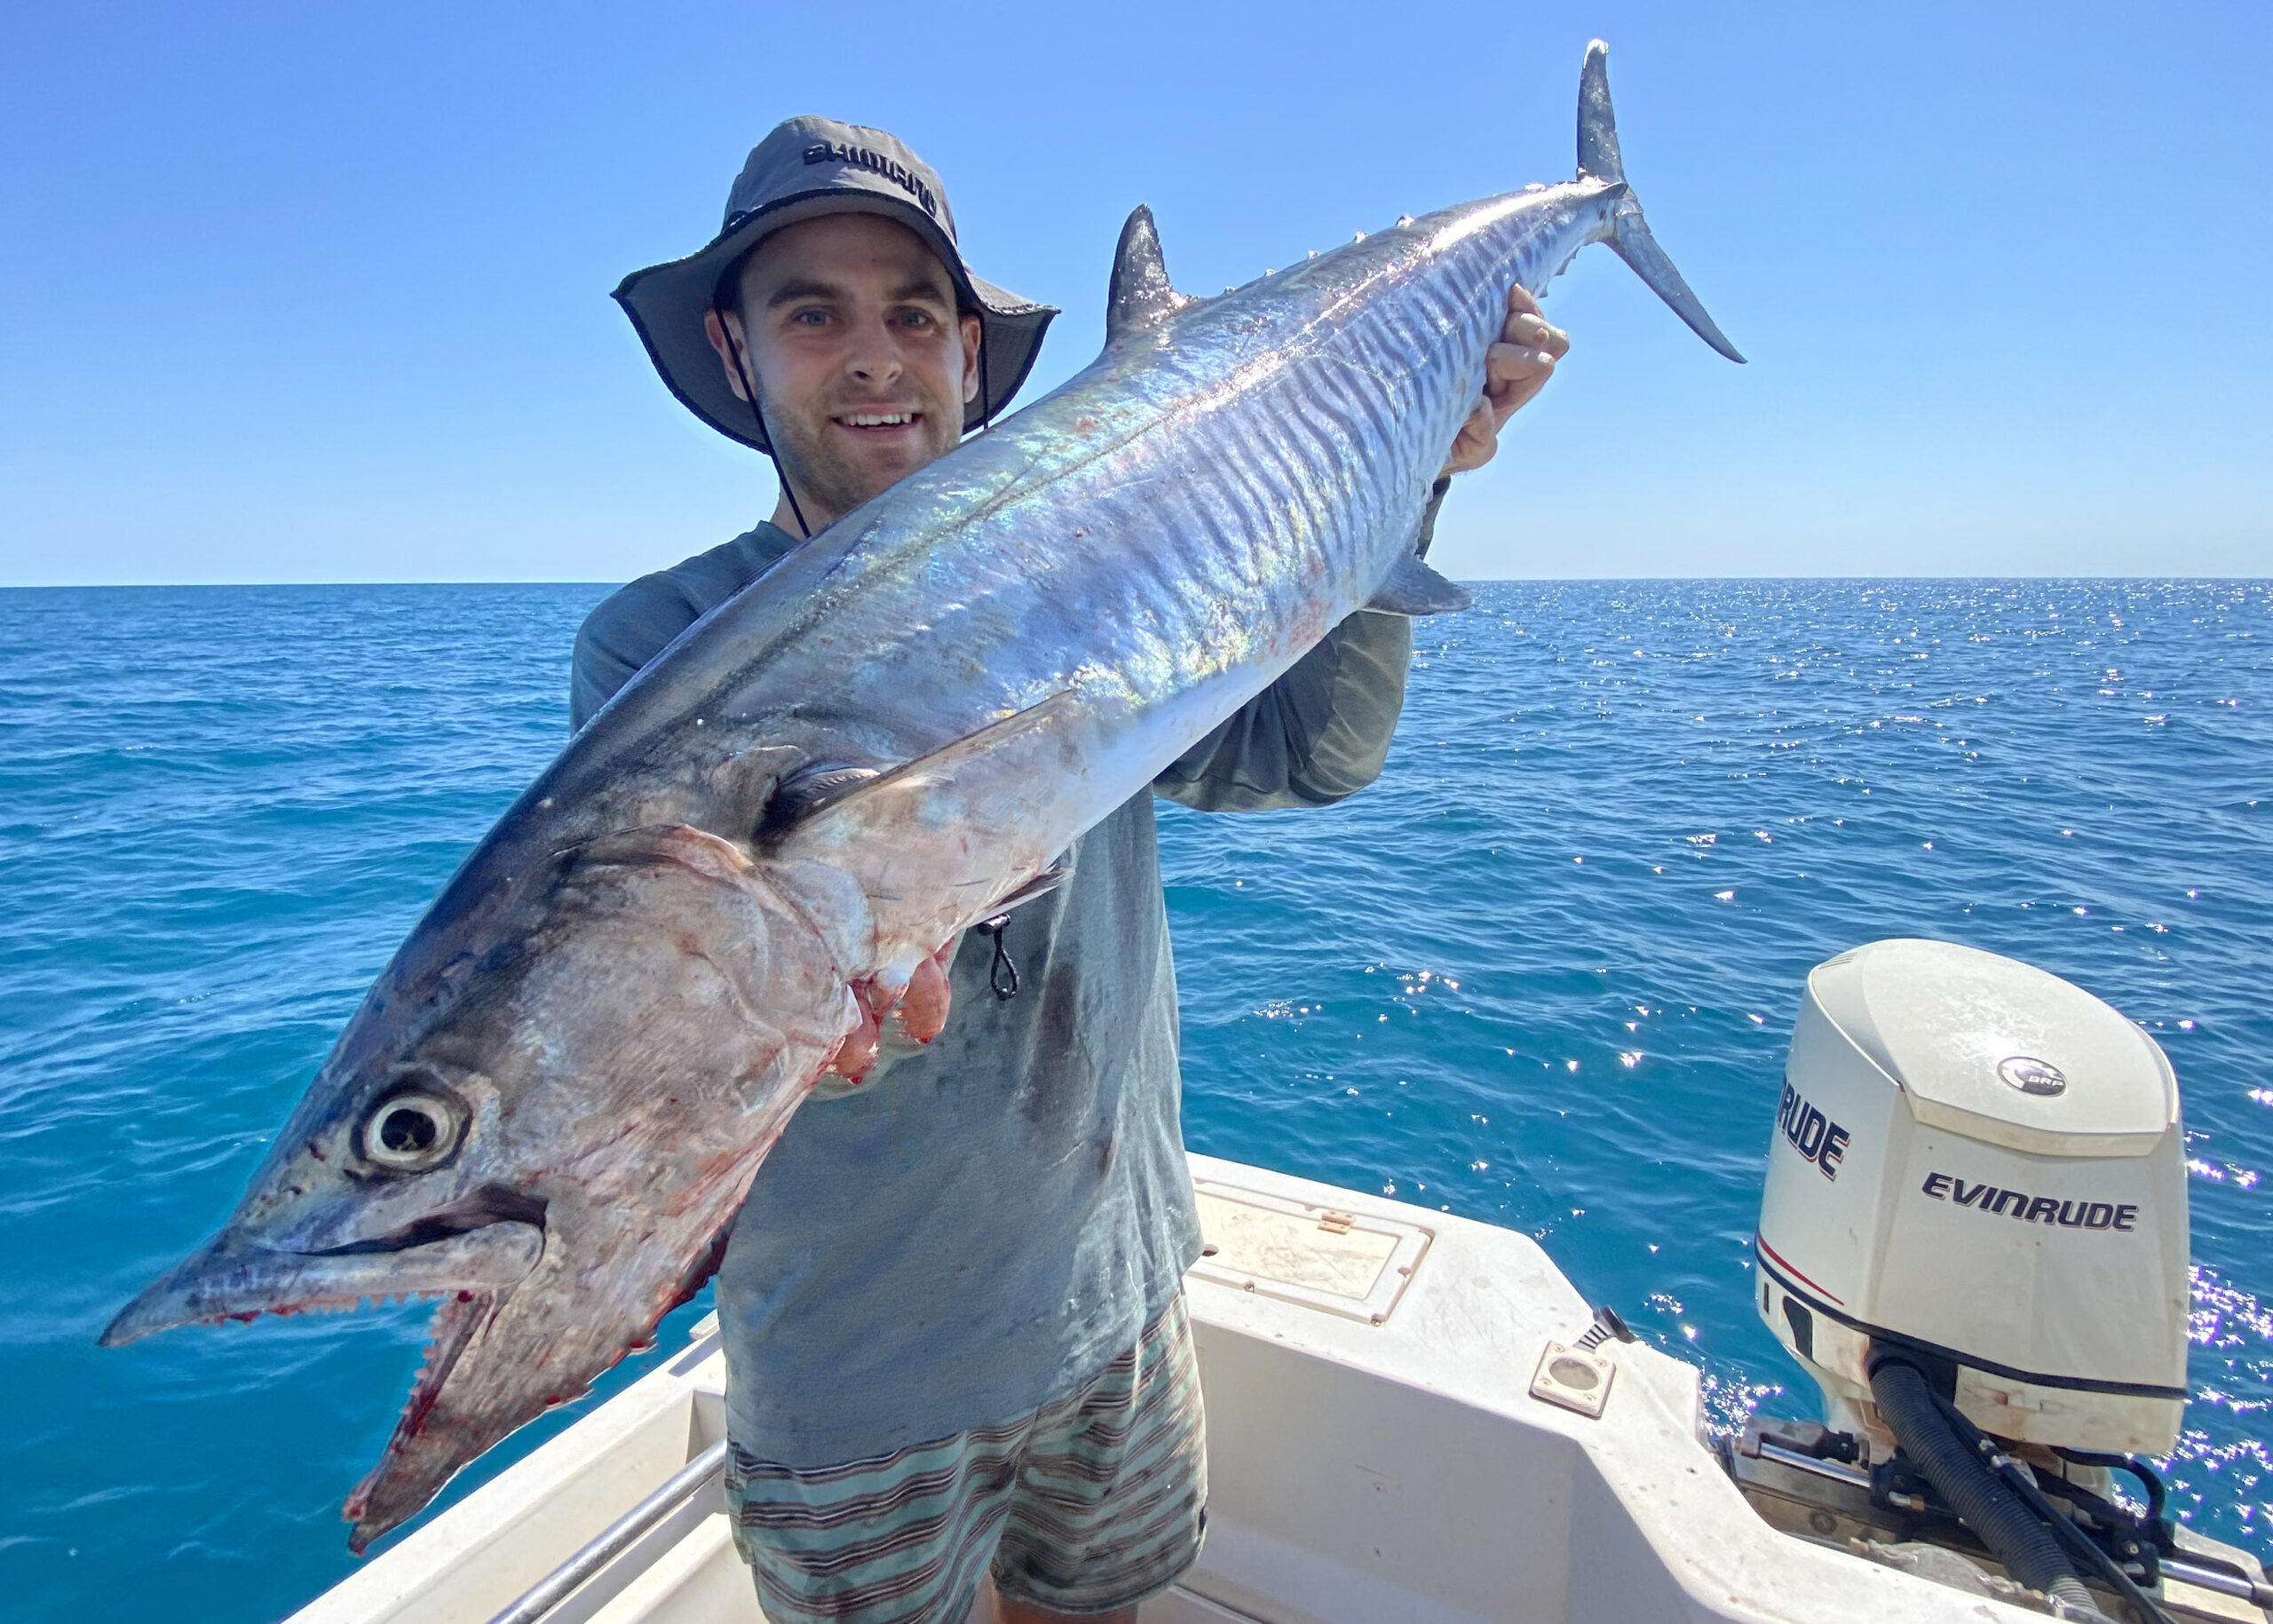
[1870,1358,2104,1617]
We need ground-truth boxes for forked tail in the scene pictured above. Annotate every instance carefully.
[1579,40,1746,364]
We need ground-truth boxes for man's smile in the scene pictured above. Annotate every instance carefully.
[833,409,923,435]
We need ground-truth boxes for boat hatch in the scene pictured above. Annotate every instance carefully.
[1189,1178,1430,1326]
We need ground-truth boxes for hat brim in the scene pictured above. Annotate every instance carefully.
[613,189,1057,455]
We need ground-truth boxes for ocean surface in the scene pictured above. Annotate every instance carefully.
[1,579,2268,1622]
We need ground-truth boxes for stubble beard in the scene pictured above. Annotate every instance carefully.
[764,392,962,532]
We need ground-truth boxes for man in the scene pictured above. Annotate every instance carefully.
[590,119,1566,1624]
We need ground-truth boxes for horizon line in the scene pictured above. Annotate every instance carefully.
[4,574,2269,591]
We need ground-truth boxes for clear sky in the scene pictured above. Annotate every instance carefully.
[1,0,2265,585]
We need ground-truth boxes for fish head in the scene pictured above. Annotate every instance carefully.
[102,821,860,1549]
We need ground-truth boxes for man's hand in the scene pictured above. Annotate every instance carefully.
[825,940,956,1083]
[1440,284,1569,478]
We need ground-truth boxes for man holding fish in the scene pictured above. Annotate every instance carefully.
[111,37,1746,1612]
[586,120,1566,1624]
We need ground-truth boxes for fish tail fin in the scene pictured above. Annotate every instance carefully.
[1578,40,1746,364]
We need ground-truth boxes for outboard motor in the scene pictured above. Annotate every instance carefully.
[1726,939,2273,1620]
[1756,938,2188,1456]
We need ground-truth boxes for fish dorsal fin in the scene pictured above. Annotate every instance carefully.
[1365,554,1473,617]
[794,691,1082,850]
[1107,205,1190,340]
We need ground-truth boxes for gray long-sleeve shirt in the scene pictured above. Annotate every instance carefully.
[569,493,1437,1463]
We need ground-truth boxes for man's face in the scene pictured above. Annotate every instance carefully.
[709,213,982,528]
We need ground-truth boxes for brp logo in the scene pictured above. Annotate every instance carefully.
[1998,1055,2067,1097]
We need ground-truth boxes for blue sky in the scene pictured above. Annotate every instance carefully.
[1,0,2264,584]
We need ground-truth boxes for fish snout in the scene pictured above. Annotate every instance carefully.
[99,1216,543,1347]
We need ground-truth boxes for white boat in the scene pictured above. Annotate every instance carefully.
[289,947,2273,1624]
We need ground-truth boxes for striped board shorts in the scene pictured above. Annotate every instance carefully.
[725,1294,1207,1623]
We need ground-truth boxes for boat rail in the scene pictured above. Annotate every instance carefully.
[483,1440,728,1624]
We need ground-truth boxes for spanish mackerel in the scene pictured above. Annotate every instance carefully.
[103,40,1741,1549]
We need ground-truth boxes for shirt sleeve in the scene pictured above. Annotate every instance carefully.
[569,576,704,733]
[1152,478,1450,813]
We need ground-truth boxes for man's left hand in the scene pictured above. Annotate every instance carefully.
[1440,284,1570,477]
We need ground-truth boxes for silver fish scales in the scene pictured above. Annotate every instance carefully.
[104,40,1740,1549]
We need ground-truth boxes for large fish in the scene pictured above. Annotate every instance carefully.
[104,41,1741,1549]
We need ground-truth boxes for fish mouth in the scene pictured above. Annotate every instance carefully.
[304,1185,548,1256]
[99,1191,546,1348]
[100,1188,550,1555]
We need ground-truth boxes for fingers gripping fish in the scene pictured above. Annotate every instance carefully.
[102,41,1740,1551]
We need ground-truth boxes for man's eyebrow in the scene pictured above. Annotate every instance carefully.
[765,278,845,309]
[889,275,954,305]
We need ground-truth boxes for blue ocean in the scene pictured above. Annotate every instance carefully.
[2,580,2267,1622]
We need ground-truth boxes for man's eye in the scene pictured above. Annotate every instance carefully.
[791,308,830,327]
[896,309,935,329]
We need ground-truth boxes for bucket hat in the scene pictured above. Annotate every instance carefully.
[613,117,1057,455]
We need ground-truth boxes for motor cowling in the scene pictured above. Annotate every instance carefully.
[1755,939,2189,1455]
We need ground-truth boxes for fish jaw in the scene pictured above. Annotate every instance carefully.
[338,1150,782,1550]
[99,1222,543,1346]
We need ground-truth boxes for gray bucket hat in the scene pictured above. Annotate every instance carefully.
[613,116,1057,454]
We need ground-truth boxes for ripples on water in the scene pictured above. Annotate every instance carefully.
[0,580,2266,1620]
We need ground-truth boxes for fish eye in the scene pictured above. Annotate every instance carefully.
[360,1089,466,1172]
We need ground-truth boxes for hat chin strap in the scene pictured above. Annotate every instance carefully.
[717,317,814,541]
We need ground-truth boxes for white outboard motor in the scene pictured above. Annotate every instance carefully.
[1756,938,2189,1457]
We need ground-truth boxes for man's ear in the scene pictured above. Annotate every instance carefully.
[960,313,984,407]
[704,308,752,403]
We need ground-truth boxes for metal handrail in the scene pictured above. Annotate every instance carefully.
[2158,1556,2273,1610]
[484,1439,730,1624]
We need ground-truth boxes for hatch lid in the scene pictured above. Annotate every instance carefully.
[1190,1180,1430,1325]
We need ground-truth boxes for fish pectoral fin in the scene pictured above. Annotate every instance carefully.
[761,763,882,835]
[795,691,1084,845]
[986,861,1073,917]
[1364,555,1474,617]
[1106,205,1191,340]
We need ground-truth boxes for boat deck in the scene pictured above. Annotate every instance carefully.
[288,1155,2222,1624]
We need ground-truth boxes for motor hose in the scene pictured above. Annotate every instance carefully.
[1869,1358,2106,1618]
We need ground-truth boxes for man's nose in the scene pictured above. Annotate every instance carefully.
[842,316,903,384]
